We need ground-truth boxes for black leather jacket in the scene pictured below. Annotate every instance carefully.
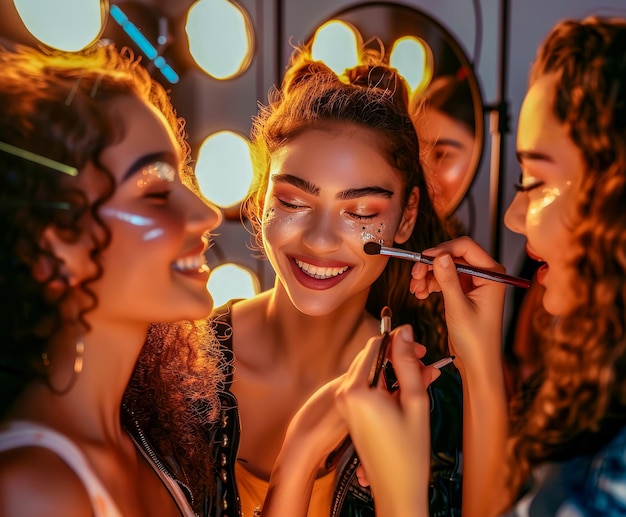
[329,363,463,517]
[122,373,242,517]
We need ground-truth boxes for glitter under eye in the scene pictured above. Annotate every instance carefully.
[136,161,176,188]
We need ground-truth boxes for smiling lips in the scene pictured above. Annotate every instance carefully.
[294,258,349,280]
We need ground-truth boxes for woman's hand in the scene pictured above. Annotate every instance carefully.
[410,236,508,517]
[263,374,349,517]
[334,325,434,517]
[409,236,506,374]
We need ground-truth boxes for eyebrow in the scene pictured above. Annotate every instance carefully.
[433,138,465,150]
[271,173,394,200]
[122,151,178,182]
[516,150,555,164]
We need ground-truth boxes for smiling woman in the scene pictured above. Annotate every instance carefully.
[0,44,224,517]
[197,44,463,517]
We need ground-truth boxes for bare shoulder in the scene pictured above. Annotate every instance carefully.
[230,292,273,361]
[0,446,93,517]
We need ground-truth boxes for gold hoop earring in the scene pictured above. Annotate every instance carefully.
[41,339,84,395]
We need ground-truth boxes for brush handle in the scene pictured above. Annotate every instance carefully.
[420,254,531,288]
[378,246,531,289]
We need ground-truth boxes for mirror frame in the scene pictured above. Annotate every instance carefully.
[304,1,485,217]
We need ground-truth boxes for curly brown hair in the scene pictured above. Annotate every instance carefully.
[0,44,222,512]
[506,16,626,504]
[244,45,451,356]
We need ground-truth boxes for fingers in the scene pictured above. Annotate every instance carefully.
[410,236,502,288]
[430,254,471,314]
[388,326,422,391]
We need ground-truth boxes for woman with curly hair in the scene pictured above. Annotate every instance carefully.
[0,44,224,516]
[199,45,463,517]
[321,14,626,517]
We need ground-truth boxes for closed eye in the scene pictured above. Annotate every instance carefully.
[145,191,172,201]
[346,211,378,221]
[514,173,544,193]
[277,198,306,210]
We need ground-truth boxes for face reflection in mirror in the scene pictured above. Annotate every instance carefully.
[306,3,485,220]
[411,75,476,216]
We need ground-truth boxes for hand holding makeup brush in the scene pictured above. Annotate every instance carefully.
[408,236,506,373]
[334,324,434,516]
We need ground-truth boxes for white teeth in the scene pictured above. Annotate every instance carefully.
[294,259,349,280]
[172,255,206,272]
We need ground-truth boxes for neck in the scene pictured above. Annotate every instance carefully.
[264,285,379,373]
[7,321,148,445]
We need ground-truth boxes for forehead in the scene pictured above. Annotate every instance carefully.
[517,73,565,150]
[420,107,474,145]
[516,72,586,186]
[100,95,180,179]
[270,123,399,183]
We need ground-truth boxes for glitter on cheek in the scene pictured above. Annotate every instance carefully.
[262,207,276,229]
[360,222,388,245]
[360,225,376,242]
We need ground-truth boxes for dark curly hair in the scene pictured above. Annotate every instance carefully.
[0,44,222,513]
[244,45,451,357]
[506,16,626,505]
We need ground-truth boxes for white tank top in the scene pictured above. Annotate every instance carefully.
[0,420,124,517]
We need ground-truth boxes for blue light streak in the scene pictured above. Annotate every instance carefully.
[109,4,179,83]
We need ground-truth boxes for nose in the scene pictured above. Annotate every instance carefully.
[301,211,342,254]
[504,192,526,236]
[184,187,223,234]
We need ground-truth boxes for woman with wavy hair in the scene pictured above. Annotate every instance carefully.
[0,44,224,516]
[321,15,626,517]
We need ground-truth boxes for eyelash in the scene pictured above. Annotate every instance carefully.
[277,199,303,210]
[145,191,172,201]
[514,173,544,193]
[347,212,377,221]
[277,199,378,220]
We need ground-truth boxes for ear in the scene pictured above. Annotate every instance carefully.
[33,227,93,287]
[394,187,419,245]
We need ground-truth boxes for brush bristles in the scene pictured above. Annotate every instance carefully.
[364,242,382,255]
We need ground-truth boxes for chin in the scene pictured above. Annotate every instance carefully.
[541,288,573,317]
[172,294,215,322]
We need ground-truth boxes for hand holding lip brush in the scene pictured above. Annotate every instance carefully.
[326,307,393,470]
[325,308,456,470]
[364,242,531,289]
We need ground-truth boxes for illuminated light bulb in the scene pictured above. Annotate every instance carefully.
[311,20,361,77]
[185,0,254,80]
[207,263,260,307]
[14,0,106,51]
[195,131,253,209]
[390,36,433,95]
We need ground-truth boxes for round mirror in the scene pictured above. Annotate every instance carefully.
[306,2,484,218]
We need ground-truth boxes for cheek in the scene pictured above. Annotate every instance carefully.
[261,208,303,247]
[357,221,391,246]
[101,207,183,248]
[526,188,572,244]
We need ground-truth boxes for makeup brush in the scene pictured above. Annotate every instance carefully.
[364,242,531,289]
